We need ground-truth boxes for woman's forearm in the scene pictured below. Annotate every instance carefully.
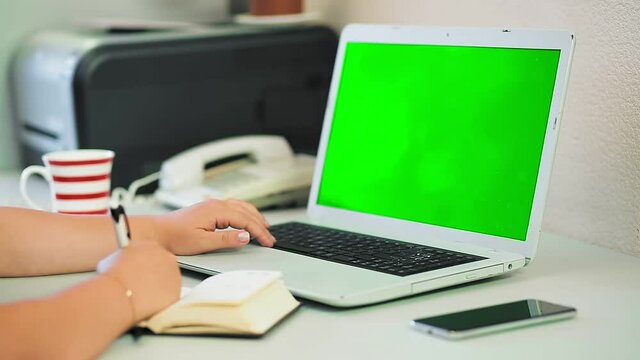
[0,200,275,276]
[0,207,159,276]
[0,274,132,359]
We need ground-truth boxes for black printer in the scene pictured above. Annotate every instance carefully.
[10,24,337,188]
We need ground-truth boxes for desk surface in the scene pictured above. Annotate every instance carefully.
[1,171,639,359]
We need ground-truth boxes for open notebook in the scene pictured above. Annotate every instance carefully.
[138,271,299,336]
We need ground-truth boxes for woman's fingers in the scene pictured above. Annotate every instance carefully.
[200,230,251,251]
[226,199,270,228]
[203,200,275,247]
[219,209,276,247]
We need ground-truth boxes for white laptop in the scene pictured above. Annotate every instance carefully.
[178,24,575,307]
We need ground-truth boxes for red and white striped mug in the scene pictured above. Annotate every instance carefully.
[19,149,115,215]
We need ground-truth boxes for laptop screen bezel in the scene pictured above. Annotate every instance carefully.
[306,24,575,260]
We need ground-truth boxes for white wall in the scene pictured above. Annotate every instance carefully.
[309,0,640,257]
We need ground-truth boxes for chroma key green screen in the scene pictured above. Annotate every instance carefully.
[317,42,560,241]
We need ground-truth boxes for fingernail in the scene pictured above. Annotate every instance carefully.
[238,231,250,243]
[271,235,277,243]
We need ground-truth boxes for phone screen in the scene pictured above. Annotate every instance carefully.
[413,299,575,333]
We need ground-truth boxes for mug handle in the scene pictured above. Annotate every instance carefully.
[19,165,52,211]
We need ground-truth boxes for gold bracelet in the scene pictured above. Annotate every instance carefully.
[101,273,137,324]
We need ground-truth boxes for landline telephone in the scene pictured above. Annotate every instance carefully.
[154,135,315,209]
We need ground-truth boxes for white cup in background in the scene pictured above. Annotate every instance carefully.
[20,149,115,215]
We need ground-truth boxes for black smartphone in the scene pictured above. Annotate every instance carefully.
[411,299,576,340]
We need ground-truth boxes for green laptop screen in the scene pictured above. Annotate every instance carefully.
[317,42,561,241]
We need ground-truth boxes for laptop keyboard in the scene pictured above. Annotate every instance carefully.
[266,222,486,277]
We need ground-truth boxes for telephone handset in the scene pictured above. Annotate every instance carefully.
[155,135,315,209]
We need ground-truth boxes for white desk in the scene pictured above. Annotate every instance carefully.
[1,171,639,359]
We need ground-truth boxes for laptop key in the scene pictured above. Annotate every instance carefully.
[275,243,312,254]
[333,254,355,262]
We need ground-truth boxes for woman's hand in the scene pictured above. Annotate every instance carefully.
[97,241,181,323]
[150,199,276,255]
